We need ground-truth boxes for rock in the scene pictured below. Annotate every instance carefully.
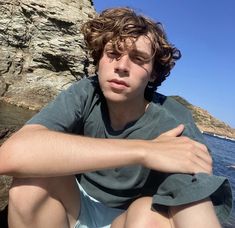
[172,96,235,139]
[0,129,9,139]
[0,176,11,227]
[0,0,96,216]
[0,0,96,110]
[0,176,12,211]
[0,126,19,145]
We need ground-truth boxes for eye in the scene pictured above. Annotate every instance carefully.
[105,50,120,59]
[131,56,146,65]
[129,51,150,65]
[134,56,145,62]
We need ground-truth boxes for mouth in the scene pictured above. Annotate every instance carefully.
[108,79,129,88]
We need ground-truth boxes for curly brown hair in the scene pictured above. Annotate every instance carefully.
[81,7,181,88]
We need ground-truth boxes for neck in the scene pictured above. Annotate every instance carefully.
[107,99,149,131]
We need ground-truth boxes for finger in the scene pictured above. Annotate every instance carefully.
[161,124,185,137]
[191,140,210,155]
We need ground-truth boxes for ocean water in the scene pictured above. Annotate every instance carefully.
[204,134,235,228]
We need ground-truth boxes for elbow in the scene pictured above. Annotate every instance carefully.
[0,125,47,177]
[0,137,22,176]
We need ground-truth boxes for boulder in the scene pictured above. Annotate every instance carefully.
[0,0,96,110]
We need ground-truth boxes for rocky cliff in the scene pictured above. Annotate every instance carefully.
[0,0,96,110]
[172,96,235,139]
[0,0,96,216]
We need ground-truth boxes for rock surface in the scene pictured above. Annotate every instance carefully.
[0,176,12,212]
[173,96,235,139]
[0,0,96,110]
[0,0,95,215]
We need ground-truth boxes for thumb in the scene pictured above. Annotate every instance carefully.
[162,124,185,137]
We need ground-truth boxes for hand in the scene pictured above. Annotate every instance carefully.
[142,124,213,174]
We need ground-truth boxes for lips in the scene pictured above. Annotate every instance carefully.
[108,79,129,88]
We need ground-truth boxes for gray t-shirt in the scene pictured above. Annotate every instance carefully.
[27,76,232,222]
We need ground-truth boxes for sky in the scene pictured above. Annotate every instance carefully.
[92,0,235,128]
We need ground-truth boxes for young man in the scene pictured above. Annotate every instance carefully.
[0,7,232,228]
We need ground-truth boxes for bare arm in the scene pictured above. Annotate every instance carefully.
[0,124,212,177]
[0,124,143,177]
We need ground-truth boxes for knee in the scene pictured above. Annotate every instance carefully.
[127,216,161,228]
[9,178,50,216]
[125,197,171,228]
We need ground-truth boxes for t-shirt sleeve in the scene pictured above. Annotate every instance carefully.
[26,78,92,133]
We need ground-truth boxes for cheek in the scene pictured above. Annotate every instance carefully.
[97,57,109,74]
[146,62,154,81]
[139,65,153,82]
[97,59,102,72]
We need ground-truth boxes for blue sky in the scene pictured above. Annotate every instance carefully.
[92,0,235,128]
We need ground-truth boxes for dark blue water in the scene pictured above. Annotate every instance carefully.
[204,134,235,228]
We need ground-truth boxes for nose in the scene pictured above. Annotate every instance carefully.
[114,54,130,75]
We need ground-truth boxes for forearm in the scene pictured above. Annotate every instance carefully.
[0,125,144,177]
[0,124,213,177]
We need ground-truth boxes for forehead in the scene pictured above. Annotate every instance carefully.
[131,35,153,54]
[107,35,153,55]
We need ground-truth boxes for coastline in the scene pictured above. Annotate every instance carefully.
[202,131,235,142]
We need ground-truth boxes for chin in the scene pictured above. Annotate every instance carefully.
[103,91,129,103]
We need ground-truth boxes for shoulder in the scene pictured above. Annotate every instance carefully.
[152,92,191,119]
[68,75,99,95]
[61,75,102,106]
[151,92,201,132]
[151,93,205,143]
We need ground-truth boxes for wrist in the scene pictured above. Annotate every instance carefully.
[133,140,148,166]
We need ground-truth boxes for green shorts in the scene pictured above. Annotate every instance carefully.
[74,182,124,228]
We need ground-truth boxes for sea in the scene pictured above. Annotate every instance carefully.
[204,134,235,228]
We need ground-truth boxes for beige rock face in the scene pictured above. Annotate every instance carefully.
[0,0,96,110]
[0,176,12,211]
[0,0,96,213]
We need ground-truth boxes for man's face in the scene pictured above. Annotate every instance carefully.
[97,35,154,104]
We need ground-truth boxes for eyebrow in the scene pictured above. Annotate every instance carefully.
[130,49,152,59]
[105,44,151,59]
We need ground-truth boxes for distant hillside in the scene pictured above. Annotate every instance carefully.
[172,96,235,139]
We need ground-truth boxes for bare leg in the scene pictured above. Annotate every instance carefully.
[8,176,80,228]
[170,198,221,228]
[111,197,221,228]
[111,197,171,228]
